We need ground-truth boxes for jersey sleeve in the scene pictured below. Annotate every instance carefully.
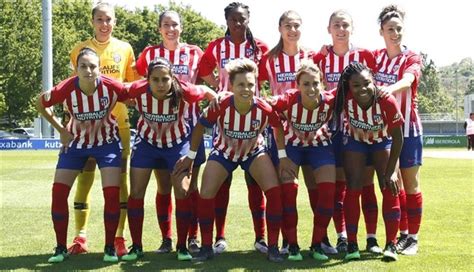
[136,46,151,76]
[359,49,376,71]
[181,81,205,103]
[382,95,405,132]
[41,78,73,107]
[404,52,422,81]
[271,90,292,112]
[257,54,270,82]
[197,40,218,77]
[124,44,140,82]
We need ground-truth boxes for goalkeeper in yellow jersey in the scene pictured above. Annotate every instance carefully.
[67,2,140,257]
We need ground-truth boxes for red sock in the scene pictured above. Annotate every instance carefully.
[398,189,408,232]
[198,197,215,247]
[52,183,71,247]
[308,188,319,214]
[382,188,400,244]
[344,189,361,243]
[264,186,282,247]
[281,183,298,245]
[187,190,199,239]
[247,181,266,239]
[103,186,120,246]
[156,193,172,239]
[127,197,144,246]
[333,180,346,234]
[407,192,423,235]
[175,197,192,248]
[312,182,335,245]
[214,181,230,239]
[362,184,378,235]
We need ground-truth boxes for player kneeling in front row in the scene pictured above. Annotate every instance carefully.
[173,59,285,263]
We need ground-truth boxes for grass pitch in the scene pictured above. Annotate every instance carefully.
[0,149,472,271]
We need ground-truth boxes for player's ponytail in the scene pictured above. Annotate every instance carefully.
[147,57,183,110]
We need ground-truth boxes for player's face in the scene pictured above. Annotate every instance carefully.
[327,14,353,45]
[77,54,100,83]
[148,67,173,100]
[298,72,323,103]
[230,72,256,104]
[279,16,301,44]
[380,17,404,48]
[226,7,249,38]
[349,70,376,107]
[92,7,115,43]
[159,13,182,43]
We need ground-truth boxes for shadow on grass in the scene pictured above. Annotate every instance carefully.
[0,249,384,271]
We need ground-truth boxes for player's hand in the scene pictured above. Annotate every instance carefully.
[59,128,73,153]
[278,157,297,183]
[383,172,400,196]
[172,171,191,197]
[378,86,391,98]
[172,156,194,177]
[265,96,278,106]
[319,44,330,56]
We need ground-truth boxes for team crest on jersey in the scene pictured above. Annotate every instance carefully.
[180,53,188,62]
[251,120,260,130]
[245,48,254,58]
[100,97,109,107]
[112,52,121,63]
[392,65,400,73]
[373,114,382,123]
[342,135,349,145]
[318,112,327,121]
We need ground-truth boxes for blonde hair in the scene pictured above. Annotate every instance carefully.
[225,58,258,84]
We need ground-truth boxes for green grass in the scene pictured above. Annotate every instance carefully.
[0,149,473,271]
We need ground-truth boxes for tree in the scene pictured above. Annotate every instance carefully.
[417,53,455,114]
[0,0,223,128]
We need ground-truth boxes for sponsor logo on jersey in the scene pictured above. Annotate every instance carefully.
[349,117,382,131]
[100,97,109,108]
[292,122,322,132]
[112,53,121,63]
[74,109,108,121]
[375,72,397,85]
[143,112,177,123]
[224,129,258,139]
[100,65,120,75]
[172,65,189,75]
[276,72,296,83]
[325,72,341,83]
[220,58,234,68]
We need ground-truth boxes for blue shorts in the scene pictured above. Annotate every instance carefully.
[342,136,392,154]
[286,144,335,170]
[56,141,122,170]
[332,132,344,167]
[265,126,279,166]
[130,137,189,171]
[399,135,423,168]
[207,146,266,175]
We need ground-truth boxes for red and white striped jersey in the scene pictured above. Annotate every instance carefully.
[136,43,204,126]
[314,46,376,90]
[272,89,335,147]
[198,37,269,94]
[200,95,280,161]
[344,95,404,144]
[374,48,422,137]
[41,76,127,149]
[129,79,205,148]
[259,49,316,96]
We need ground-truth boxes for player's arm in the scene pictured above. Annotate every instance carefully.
[171,122,205,177]
[384,125,403,196]
[200,74,219,89]
[382,73,415,95]
[272,116,296,181]
[36,93,73,149]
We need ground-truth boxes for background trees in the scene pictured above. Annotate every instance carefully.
[0,0,472,128]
